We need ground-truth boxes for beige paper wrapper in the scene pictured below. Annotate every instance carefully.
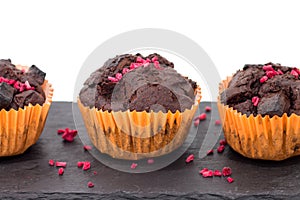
[0,65,53,156]
[78,87,201,160]
[218,76,300,160]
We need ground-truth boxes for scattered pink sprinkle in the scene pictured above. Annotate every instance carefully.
[227,177,234,183]
[215,120,221,125]
[122,68,130,74]
[56,161,67,168]
[57,129,65,134]
[213,170,222,177]
[252,96,260,107]
[108,76,119,83]
[49,159,55,166]
[87,181,94,188]
[60,128,78,142]
[260,76,268,83]
[262,64,273,71]
[58,168,64,175]
[185,154,194,163]
[194,119,200,127]
[151,56,158,62]
[207,149,214,155]
[222,167,232,176]
[0,77,35,92]
[291,69,299,78]
[219,139,227,146]
[295,68,300,75]
[198,113,207,121]
[278,69,283,75]
[83,162,91,171]
[115,73,122,80]
[217,145,225,153]
[147,159,154,164]
[199,168,208,175]
[202,170,214,178]
[93,171,97,175]
[136,56,144,63]
[83,145,92,151]
[153,61,161,69]
[266,70,277,78]
[131,163,138,169]
[205,106,212,112]
[77,161,84,168]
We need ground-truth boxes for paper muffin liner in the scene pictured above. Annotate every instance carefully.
[0,65,53,156]
[217,76,300,160]
[78,87,201,160]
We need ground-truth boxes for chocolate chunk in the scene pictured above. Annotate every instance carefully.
[26,65,46,85]
[13,90,45,108]
[232,100,254,116]
[257,92,290,116]
[0,82,15,110]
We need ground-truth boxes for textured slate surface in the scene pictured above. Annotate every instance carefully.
[1,102,300,199]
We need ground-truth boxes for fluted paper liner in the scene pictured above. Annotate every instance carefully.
[0,66,53,156]
[218,76,300,160]
[78,87,201,160]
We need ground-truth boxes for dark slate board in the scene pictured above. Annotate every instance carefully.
[0,102,300,200]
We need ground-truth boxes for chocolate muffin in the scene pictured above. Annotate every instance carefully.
[78,53,201,160]
[0,59,46,111]
[218,63,300,160]
[221,63,300,117]
[0,59,53,157]
[79,53,197,112]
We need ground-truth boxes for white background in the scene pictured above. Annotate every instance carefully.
[1,0,300,101]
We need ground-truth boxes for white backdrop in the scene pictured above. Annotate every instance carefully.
[1,0,299,101]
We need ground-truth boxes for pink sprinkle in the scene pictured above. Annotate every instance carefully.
[136,56,144,63]
[57,129,65,134]
[260,76,268,83]
[185,154,194,163]
[202,170,214,178]
[87,181,94,188]
[199,168,208,175]
[108,76,119,82]
[266,70,277,78]
[131,163,138,169]
[194,119,200,127]
[83,162,91,171]
[227,177,234,183]
[147,159,154,164]
[217,145,225,153]
[77,162,84,168]
[205,106,212,112]
[83,145,92,151]
[213,170,222,177]
[115,73,122,80]
[207,149,214,155]
[198,113,207,121]
[93,171,97,175]
[58,168,64,175]
[215,120,221,125]
[153,61,160,69]
[291,69,299,78]
[122,68,130,74]
[219,139,227,146]
[61,128,78,142]
[295,68,300,75]
[278,69,284,75]
[56,161,67,168]
[252,96,260,107]
[222,167,232,176]
[7,79,15,84]
[151,56,158,62]
[262,64,273,71]
[49,159,55,166]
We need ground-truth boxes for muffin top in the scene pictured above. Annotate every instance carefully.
[79,53,197,113]
[221,63,300,117]
[0,59,46,111]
